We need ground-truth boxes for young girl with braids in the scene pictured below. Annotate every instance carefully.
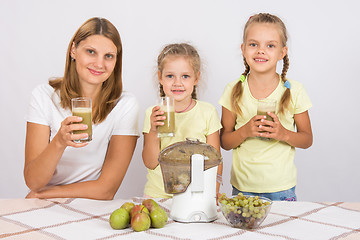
[219,13,313,201]
[142,43,223,198]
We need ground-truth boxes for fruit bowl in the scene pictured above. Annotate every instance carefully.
[218,193,272,229]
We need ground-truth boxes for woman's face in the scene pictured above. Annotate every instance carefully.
[71,34,117,88]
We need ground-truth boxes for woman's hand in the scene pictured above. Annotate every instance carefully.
[26,190,39,199]
[55,116,89,148]
[149,106,165,133]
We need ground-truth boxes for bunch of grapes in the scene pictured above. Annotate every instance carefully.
[219,193,272,229]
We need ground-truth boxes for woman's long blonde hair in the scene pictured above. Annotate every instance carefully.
[231,13,290,115]
[49,17,123,124]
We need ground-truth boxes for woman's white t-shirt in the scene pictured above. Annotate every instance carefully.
[26,84,139,186]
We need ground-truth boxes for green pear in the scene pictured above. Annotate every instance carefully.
[109,208,130,229]
[131,211,151,232]
[130,204,149,219]
[142,199,159,212]
[150,207,168,228]
[120,202,135,214]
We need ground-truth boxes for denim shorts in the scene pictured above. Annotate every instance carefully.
[232,186,297,201]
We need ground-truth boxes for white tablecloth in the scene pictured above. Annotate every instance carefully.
[1,197,360,239]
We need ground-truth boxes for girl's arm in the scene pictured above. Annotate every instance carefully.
[26,135,137,200]
[142,106,164,170]
[206,131,222,199]
[24,117,88,192]
[265,110,313,149]
[142,131,161,169]
[220,107,265,150]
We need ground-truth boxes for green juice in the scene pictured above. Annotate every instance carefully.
[257,110,274,140]
[257,110,274,122]
[72,107,92,142]
[157,111,175,137]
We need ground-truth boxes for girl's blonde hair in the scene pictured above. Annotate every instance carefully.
[231,13,290,115]
[157,43,201,99]
[49,17,123,124]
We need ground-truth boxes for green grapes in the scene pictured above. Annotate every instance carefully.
[219,193,272,229]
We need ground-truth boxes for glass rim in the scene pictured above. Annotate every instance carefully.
[71,97,91,102]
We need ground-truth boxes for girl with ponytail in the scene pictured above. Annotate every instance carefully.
[219,13,313,201]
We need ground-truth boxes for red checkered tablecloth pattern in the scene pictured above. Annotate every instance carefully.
[1,198,360,239]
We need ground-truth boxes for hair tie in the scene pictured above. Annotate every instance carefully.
[284,80,291,89]
[239,75,246,83]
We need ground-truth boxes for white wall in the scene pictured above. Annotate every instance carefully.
[1,0,359,201]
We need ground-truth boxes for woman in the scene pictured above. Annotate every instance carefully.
[24,17,139,200]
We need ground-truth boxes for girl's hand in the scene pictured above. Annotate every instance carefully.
[258,112,287,141]
[243,115,267,138]
[55,116,89,148]
[149,106,165,132]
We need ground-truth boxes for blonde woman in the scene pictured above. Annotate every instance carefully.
[24,18,139,200]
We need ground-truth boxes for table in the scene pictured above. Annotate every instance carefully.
[1,197,360,240]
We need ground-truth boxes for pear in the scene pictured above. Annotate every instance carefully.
[142,199,159,212]
[150,207,168,228]
[130,204,149,219]
[109,208,130,229]
[131,211,151,232]
[120,202,135,214]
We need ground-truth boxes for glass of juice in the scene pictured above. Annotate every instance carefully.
[157,96,175,138]
[257,99,276,140]
[71,97,92,143]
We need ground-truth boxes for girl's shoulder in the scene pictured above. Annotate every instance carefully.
[224,78,242,89]
[286,79,308,94]
[194,100,218,113]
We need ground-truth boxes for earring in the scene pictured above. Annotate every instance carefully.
[71,57,75,62]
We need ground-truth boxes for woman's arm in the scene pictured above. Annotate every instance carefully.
[265,110,313,149]
[220,107,264,150]
[24,117,88,191]
[26,135,138,200]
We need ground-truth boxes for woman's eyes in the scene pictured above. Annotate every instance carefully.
[86,49,114,59]
[105,54,114,59]
[165,74,173,78]
[182,75,190,79]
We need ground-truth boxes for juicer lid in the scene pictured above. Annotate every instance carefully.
[158,138,222,169]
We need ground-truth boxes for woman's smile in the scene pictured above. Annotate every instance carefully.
[88,68,104,76]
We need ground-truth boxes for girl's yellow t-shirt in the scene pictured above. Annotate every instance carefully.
[219,76,312,193]
[142,100,222,198]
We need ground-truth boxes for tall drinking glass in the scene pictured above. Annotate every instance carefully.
[71,97,92,143]
[257,99,276,140]
[157,96,175,138]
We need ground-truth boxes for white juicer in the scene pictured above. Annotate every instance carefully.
[159,139,222,223]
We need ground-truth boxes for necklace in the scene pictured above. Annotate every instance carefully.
[175,99,193,113]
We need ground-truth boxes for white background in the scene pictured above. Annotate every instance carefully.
[1,0,359,201]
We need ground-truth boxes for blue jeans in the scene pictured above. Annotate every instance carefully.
[232,186,297,201]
